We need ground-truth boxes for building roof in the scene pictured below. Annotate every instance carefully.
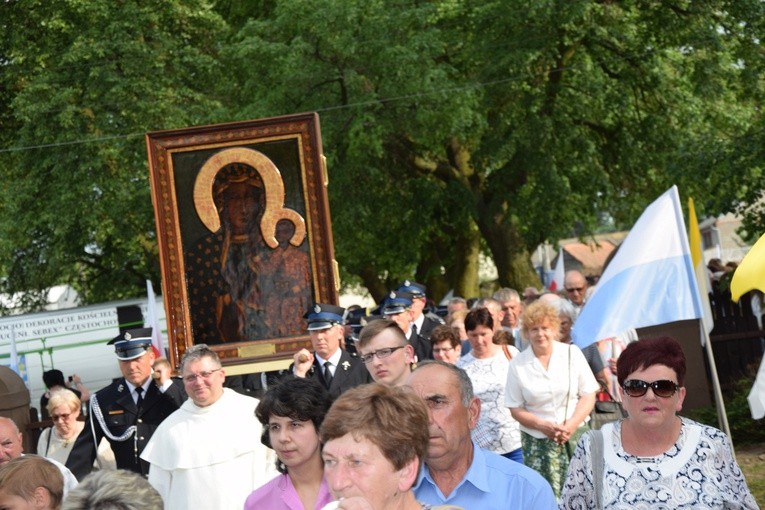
[561,240,617,276]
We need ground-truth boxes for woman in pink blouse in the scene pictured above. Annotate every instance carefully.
[245,377,333,510]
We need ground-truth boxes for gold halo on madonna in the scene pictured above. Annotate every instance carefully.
[193,147,306,248]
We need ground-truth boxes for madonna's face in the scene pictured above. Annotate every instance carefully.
[222,182,261,235]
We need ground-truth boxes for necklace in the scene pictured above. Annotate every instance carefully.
[56,429,75,448]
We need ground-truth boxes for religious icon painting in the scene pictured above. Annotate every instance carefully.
[146,113,339,370]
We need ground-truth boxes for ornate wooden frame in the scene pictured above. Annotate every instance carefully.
[146,113,338,370]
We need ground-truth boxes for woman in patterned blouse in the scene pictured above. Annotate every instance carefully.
[560,336,758,509]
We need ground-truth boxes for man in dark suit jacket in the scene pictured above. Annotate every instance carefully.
[397,280,444,341]
[382,290,432,362]
[292,303,370,399]
[66,328,179,480]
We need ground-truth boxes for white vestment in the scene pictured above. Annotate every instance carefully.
[141,388,276,510]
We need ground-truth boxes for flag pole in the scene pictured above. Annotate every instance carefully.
[700,323,732,440]
[687,196,731,440]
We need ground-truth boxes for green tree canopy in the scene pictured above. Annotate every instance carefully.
[0,0,763,310]
[220,0,764,300]
[0,0,227,310]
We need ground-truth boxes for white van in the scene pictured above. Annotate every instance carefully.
[0,297,167,414]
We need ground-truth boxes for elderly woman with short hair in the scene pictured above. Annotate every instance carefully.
[504,301,598,497]
[429,325,462,364]
[319,384,446,510]
[560,336,757,509]
[38,390,115,470]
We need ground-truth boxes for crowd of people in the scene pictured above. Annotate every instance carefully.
[0,273,758,509]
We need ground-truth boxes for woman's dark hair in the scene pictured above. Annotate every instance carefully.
[616,336,687,386]
[255,377,332,473]
[464,307,493,333]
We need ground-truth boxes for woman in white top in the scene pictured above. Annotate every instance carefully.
[457,307,522,462]
[38,389,115,469]
[505,301,598,497]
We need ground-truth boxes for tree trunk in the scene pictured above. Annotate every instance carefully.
[358,267,388,304]
[451,221,481,299]
[476,207,541,291]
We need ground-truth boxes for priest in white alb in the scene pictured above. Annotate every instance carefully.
[141,344,276,509]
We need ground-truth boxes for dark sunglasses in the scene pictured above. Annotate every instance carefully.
[622,379,679,398]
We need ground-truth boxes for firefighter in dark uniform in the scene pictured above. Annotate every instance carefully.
[396,280,444,341]
[292,303,371,399]
[382,290,432,362]
[65,328,179,480]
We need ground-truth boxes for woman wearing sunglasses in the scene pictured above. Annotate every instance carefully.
[38,389,115,470]
[560,336,757,509]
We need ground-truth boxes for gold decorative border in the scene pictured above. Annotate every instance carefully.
[145,113,338,368]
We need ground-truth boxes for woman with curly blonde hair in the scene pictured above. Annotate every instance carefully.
[504,301,598,497]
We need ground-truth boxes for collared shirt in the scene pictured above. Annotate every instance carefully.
[124,378,152,406]
[413,313,425,334]
[244,473,332,510]
[413,443,557,510]
[158,379,173,393]
[314,348,343,378]
[505,341,599,438]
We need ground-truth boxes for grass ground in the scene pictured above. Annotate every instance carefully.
[737,442,765,507]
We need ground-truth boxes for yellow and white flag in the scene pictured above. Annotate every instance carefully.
[688,198,715,336]
[729,231,765,419]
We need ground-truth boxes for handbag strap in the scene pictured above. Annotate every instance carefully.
[564,345,574,458]
[44,427,52,456]
[597,381,628,418]
[589,429,605,510]
[598,380,619,402]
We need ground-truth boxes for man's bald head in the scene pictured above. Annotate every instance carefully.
[0,417,23,465]
[564,270,588,306]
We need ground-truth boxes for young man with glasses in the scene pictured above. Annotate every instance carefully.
[141,344,276,509]
[66,328,179,480]
[357,319,416,387]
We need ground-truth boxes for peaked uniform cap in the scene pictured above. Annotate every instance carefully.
[397,280,426,298]
[304,303,347,331]
[108,327,153,361]
[382,290,414,316]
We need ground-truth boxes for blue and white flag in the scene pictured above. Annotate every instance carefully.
[9,325,19,375]
[572,186,703,349]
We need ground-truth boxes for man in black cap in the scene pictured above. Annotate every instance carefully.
[292,303,370,398]
[66,328,179,480]
[383,290,432,362]
[397,280,444,342]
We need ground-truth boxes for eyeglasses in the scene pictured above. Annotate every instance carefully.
[51,413,71,421]
[432,347,455,354]
[183,368,222,383]
[622,379,679,398]
[360,346,406,364]
[566,287,585,293]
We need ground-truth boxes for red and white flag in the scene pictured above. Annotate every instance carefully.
[549,248,565,291]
